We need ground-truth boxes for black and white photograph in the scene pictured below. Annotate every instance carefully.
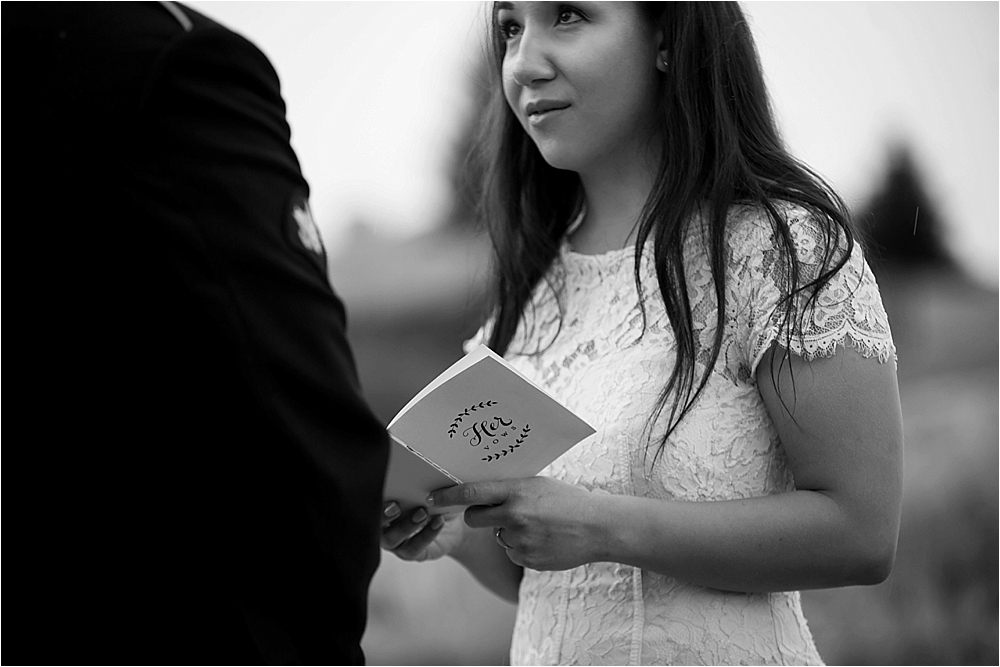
[4,2,996,665]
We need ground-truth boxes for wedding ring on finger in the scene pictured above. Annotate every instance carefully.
[495,526,512,550]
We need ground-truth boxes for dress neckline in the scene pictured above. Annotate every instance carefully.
[561,207,638,262]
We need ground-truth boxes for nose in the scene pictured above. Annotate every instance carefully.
[506,26,556,88]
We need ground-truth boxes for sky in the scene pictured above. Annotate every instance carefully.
[187,1,999,287]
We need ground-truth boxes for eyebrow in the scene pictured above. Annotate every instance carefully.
[495,2,514,10]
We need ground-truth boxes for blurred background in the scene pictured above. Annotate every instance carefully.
[190,2,998,664]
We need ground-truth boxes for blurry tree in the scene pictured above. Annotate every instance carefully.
[444,48,492,231]
[855,144,954,275]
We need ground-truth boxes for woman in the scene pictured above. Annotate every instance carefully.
[381,2,903,665]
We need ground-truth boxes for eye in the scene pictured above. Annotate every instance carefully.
[556,5,585,26]
[499,18,523,40]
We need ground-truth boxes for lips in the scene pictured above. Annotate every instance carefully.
[525,100,571,118]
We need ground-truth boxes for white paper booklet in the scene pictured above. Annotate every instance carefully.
[383,345,596,514]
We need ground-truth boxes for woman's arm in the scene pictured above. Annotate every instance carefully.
[430,344,903,593]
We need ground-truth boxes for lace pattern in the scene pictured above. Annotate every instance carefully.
[732,203,896,371]
[467,204,895,665]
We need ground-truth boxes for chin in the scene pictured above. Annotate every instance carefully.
[535,144,585,173]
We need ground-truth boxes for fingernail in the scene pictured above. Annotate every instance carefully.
[411,508,428,523]
[383,503,400,519]
[430,515,444,530]
[425,494,435,506]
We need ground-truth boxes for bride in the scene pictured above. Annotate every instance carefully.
[381,2,903,664]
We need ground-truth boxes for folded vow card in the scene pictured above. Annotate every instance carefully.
[384,345,596,514]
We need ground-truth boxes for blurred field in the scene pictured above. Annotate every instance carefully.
[332,230,999,666]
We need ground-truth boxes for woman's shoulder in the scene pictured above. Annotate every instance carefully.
[723,200,851,266]
[725,200,828,239]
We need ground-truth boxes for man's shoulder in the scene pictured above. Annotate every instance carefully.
[150,3,278,90]
[170,3,257,47]
[2,2,250,102]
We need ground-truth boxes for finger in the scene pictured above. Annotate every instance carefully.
[503,546,526,568]
[380,507,431,551]
[381,501,401,527]
[392,515,446,560]
[428,480,513,508]
[463,504,507,530]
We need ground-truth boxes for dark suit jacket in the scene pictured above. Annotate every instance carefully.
[4,2,388,663]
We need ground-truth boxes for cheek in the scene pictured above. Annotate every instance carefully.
[599,58,658,126]
[502,71,520,117]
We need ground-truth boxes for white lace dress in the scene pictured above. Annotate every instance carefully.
[465,203,896,666]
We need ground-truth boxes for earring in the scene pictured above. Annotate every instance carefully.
[658,57,668,72]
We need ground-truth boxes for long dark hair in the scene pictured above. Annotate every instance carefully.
[475,2,855,461]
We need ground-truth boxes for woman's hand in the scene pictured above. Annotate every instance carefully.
[428,476,603,571]
[380,502,466,562]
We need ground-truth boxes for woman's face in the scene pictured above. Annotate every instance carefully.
[498,2,662,174]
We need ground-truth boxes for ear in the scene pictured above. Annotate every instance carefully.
[654,27,669,72]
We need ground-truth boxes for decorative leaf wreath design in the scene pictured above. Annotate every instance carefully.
[481,423,531,462]
[448,400,497,438]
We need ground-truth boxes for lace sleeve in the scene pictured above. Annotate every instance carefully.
[733,205,896,373]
